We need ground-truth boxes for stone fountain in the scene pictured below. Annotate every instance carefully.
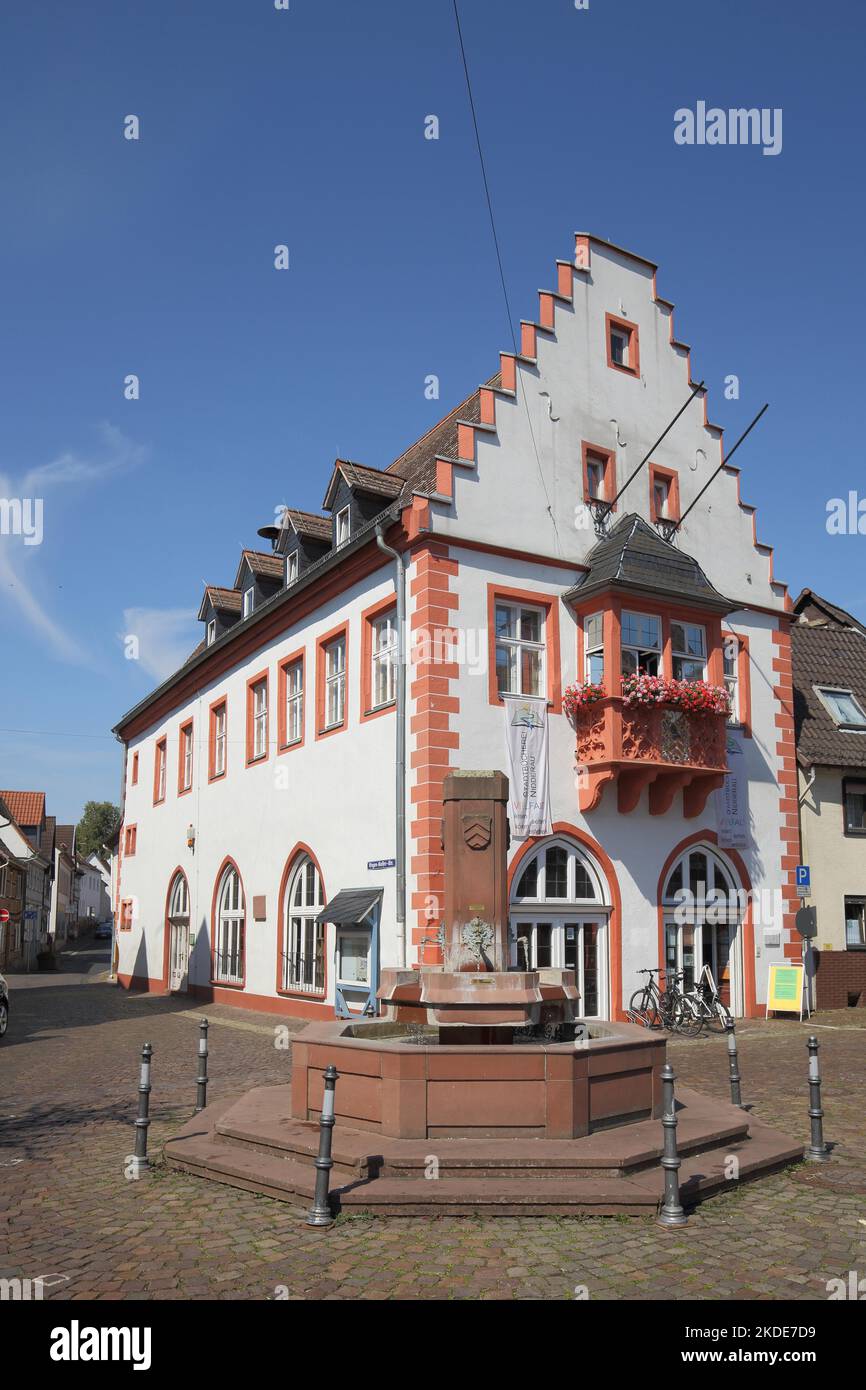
[165,770,803,1215]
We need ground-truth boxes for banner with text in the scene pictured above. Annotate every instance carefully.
[714,729,749,849]
[504,695,552,839]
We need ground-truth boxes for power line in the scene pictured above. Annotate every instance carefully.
[451,0,560,544]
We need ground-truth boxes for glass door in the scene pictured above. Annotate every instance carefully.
[512,917,606,1018]
[169,920,189,992]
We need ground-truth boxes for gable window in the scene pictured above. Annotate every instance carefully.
[336,506,351,548]
[606,313,640,378]
[649,464,680,524]
[178,720,193,794]
[371,611,398,709]
[671,621,706,682]
[285,551,299,586]
[845,897,866,949]
[213,865,244,984]
[247,675,269,763]
[279,655,304,748]
[844,779,866,835]
[153,737,167,804]
[124,824,137,857]
[243,587,255,619]
[583,444,614,505]
[131,751,139,786]
[282,854,325,994]
[209,699,227,780]
[724,639,740,722]
[815,687,866,730]
[206,618,216,646]
[584,612,605,683]
[495,601,545,697]
[324,636,346,728]
[621,610,661,677]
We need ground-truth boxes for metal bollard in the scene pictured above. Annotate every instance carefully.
[657,1061,688,1227]
[130,1042,153,1178]
[306,1064,339,1227]
[195,1018,209,1113]
[805,1035,830,1162]
[724,1019,743,1108]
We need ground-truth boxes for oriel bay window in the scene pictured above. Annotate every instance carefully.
[213,864,245,985]
[621,610,661,677]
[584,612,604,683]
[671,621,706,681]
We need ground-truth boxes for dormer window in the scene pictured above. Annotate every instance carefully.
[286,552,298,586]
[336,506,351,548]
[206,619,216,646]
[243,587,255,619]
[815,687,866,730]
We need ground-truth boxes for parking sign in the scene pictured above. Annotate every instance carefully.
[795,865,811,898]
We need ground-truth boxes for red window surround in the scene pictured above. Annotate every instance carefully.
[124,824,137,857]
[649,463,681,523]
[361,596,398,723]
[208,696,228,782]
[245,669,270,766]
[277,649,306,752]
[315,620,350,739]
[177,719,194,796]
[485,584,562,712]
[153,737,167,805]
[582,442,616,507]
[131,751,139,786]
[725,630,753,738]
[605,312,640,379]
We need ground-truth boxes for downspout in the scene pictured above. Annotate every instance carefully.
[376,524,406,969]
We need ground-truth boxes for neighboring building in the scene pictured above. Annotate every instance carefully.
[792,589,866,1009]
[0,790,53,968]
[0,798,28,970]
[50,824,77,947]
[77,852,112,924]
[113,231,802,1021]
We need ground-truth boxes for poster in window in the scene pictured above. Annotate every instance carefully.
[503,695,552,839]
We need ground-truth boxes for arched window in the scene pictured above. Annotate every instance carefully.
[509,837,609,1018]
[214,864,244,984]
[662,844,742,1009]
[282,854,325,994]
[168,872,189,923]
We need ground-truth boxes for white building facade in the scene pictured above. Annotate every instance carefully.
[114,233,801,1021]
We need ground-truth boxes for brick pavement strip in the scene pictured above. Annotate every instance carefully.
[1,956,865,1301]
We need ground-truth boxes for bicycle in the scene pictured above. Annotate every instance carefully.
[628,968,700,1036]
[680,965,733,1034]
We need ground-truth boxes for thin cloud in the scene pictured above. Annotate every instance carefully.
[21,421,147,493]
[121,607,197,684]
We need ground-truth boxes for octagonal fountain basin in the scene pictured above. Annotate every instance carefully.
[290,1017,665,1140]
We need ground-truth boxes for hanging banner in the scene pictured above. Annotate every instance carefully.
[503,695,551,839]
[715,729,749,849]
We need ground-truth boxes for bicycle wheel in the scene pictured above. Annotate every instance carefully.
[671,995,704,1037]
[708,998,733,1033]
[628,988,658,1029]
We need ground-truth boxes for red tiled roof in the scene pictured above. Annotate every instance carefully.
[0,790,45,827]
[238,549,284,581]
[283,509,332,542]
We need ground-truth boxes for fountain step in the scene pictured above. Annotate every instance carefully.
[163,1087,802,1215]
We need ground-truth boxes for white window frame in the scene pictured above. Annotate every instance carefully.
[284,856,325,993]
[252,680,268,760]
[494,600,546,698]
[845,897,866,949]
[243,587,255,619]
[610,325,629,367]
[336,928,371,988]
[584,611,604,684]
[671,620,707,682]
[324,637,346,729]
[653,475,671,519]
[371,611,398,710]
[180,724,193,791]
[214,867,244,984]
[620,609,662,678]
[814,686,866,731]
[206,618,216,646]
[156,740,167,802]
[723,635,740,724]
[284,659,304,745]
[286,551,299,586]
[336,506,351,548]
[213,704,227,777]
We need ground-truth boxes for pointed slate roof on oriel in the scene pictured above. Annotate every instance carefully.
[563,513,734,613]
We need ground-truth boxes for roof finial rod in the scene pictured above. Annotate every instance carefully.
[672,403,769,536]
[598,380,705,521]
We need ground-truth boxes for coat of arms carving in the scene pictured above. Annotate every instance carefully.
[462,815,491,850]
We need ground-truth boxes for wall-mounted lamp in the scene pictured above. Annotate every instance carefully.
[186,824,196,851]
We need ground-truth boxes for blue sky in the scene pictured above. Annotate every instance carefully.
[1,0,864,824]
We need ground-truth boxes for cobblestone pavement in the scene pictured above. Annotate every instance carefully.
[2,946,865,1301]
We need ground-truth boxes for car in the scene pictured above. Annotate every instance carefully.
[0,973,8,1040]
[93,922,113,941]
